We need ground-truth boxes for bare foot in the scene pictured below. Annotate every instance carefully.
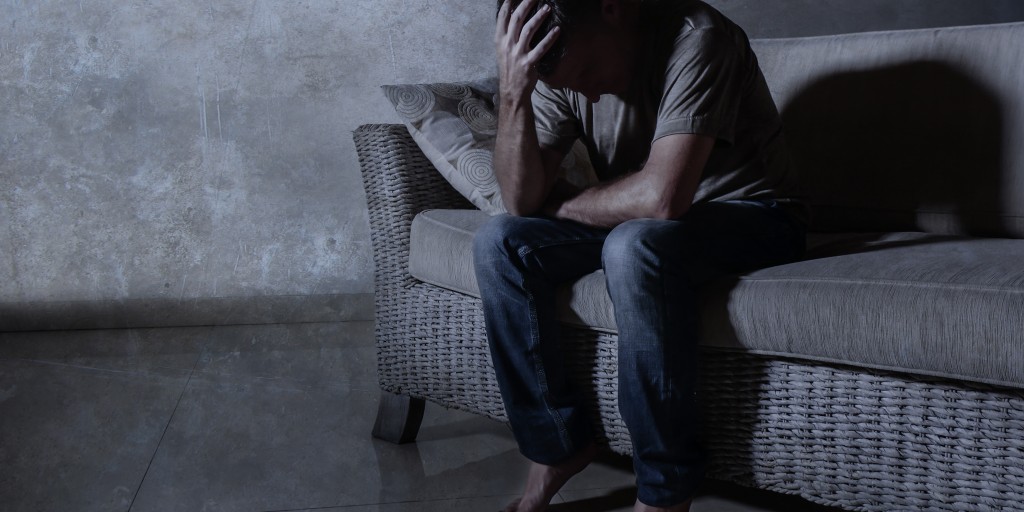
[633,498,692,512]
[502,443,598,512]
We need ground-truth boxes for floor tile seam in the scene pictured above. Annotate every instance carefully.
[186,368,377,393]
[169,319,378,330]
[0,319,373,338]
[259,492,530,512]
[561,485,616,493]
[127,355,202,512]
[0,293,372,307]
[562,483,637,492]
[183,319,376,330]
[1,357,192,379]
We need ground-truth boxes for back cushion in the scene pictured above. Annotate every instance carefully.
[752,22,1024,237]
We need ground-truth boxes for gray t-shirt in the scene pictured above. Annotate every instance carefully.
[533,0,807,223]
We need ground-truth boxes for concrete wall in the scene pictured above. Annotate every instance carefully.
[0,1,497,329]
[3,1,1023,330]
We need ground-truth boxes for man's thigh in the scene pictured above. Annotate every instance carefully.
[604,199,805,286]
[473,214,611,284]
[679,199,804,269]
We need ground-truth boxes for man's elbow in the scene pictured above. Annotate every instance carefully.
[502,197,538,217]
[649,196,692,220]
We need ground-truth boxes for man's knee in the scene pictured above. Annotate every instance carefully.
[473,214,526,264]
[601,219,672,272]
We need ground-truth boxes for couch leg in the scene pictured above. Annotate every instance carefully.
[372,391,425,444]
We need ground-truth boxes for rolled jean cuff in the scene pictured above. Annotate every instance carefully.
[516,411,594,466]
[636,471,704,509]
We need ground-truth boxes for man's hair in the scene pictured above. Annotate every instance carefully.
[498,0,602,77]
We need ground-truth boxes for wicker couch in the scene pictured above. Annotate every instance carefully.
[355,22,1024,511]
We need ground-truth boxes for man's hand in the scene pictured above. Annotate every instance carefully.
[541,177,583,218]
[540,134,716,228]
[495,0,561,106]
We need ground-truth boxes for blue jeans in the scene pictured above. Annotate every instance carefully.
[472,199,806,507]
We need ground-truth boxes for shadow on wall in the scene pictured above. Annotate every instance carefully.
[692,62,1008,495]
[781,61,1007,238]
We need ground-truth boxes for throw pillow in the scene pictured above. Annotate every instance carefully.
[382,79,597,215]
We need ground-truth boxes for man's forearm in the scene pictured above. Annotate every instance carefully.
[547,170,667,229]
[494,98,555,216]
[493,0,562,216]
[546,133,715,228]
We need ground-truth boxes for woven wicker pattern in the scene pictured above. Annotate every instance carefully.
[355,123,1024,511]
[700,354,1024,511]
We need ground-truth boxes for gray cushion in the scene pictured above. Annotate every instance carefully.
[408,209,490,297]
[382,80,597,215]
[701,233,1024,388]
[382,80,508,214]
[752,22,1024,238]
[408,209,618,332]
[409,209,1024,388]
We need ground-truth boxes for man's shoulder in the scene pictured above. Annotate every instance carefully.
[653,0,729,29]
[646,0,750,51]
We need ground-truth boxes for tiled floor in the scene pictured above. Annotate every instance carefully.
[0,322,841,511]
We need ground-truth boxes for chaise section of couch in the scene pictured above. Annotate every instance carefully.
[356,21,1024,512]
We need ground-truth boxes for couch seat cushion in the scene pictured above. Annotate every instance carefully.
[408,209,492,297]
[409,209,1024,388]
[702,232,1024,388]
[409,209,618,331]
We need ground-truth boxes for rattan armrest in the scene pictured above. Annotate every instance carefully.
[354,124,474,290]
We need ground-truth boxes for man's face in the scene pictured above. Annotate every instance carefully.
[540,25,633,103]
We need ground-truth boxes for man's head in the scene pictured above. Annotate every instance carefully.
[497,0,602,77]
[498,0,642,102]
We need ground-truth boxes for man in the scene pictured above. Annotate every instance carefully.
[472,0,807,510]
